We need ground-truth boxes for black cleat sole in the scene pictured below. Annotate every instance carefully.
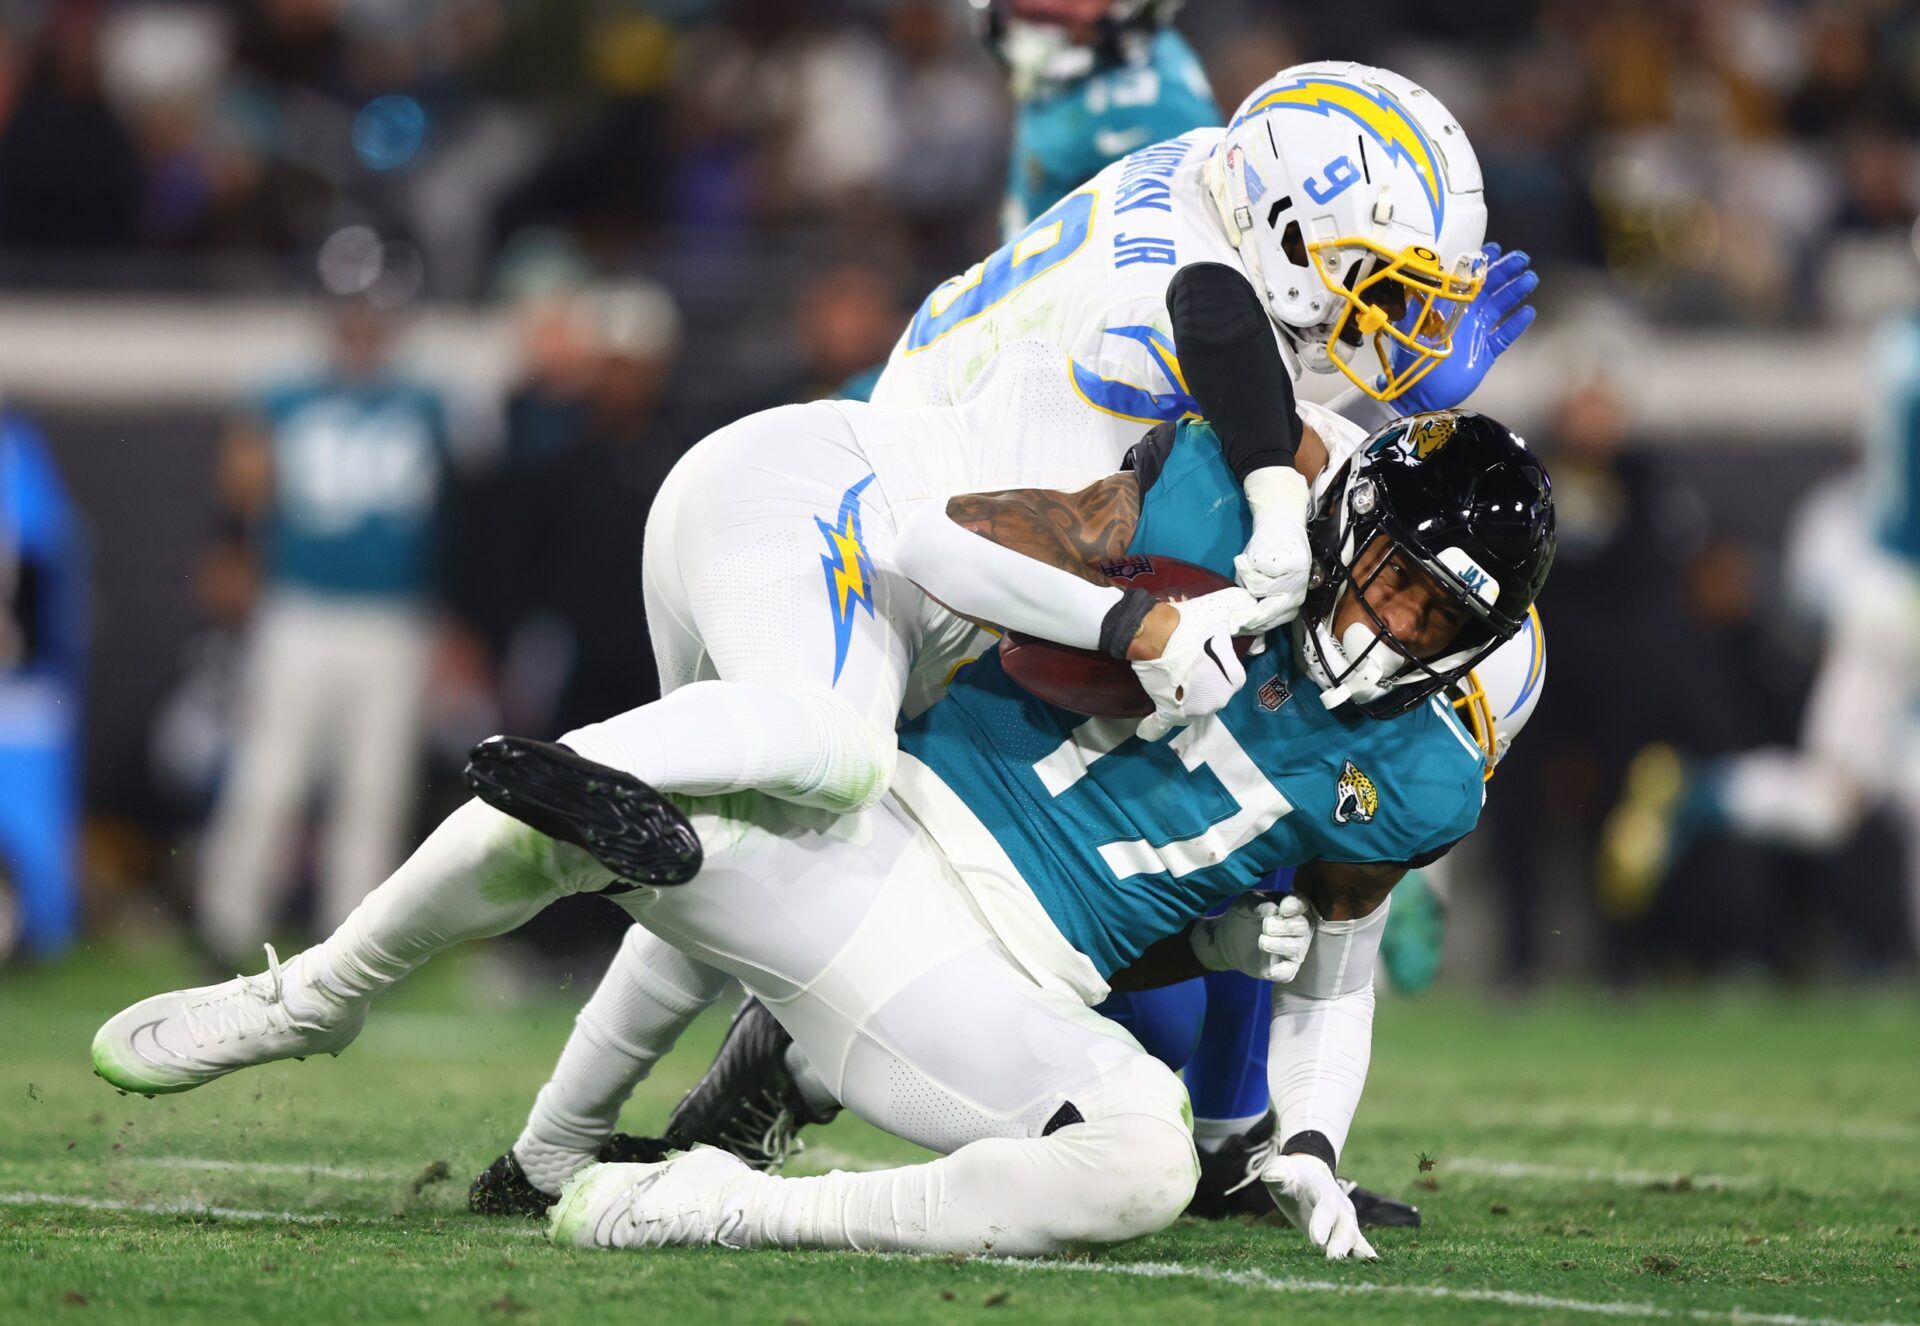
[464,736,703,886]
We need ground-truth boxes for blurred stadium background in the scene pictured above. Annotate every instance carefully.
[1,0,1918,994]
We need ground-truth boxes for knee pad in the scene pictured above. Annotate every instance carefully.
[1046,1114,1199,1246]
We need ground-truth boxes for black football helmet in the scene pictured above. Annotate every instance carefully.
[1293,410,1554,718]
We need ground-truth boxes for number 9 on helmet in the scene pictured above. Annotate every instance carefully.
[1205,61,1489,402]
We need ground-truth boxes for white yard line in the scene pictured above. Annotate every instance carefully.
[127,1156,411,1181]
[7,1183,1909,1325]
[1444,1156,1764,1190]
[0,1190,343,1224]
[993,1259,1918,1326]
[1454,1105,1919,1145]
[0,1189,550,1236]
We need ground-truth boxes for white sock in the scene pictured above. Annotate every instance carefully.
[1192,1112,1267,1154]
[514,927,730,1193]
[726,1115,1196,1256]
[305,799,612,1007]
[563,682,895,814]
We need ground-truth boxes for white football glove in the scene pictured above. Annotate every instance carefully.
[1261,1152,1378,1261]
[1233,466,1314,633]
[1189,893,1312,982]
[1130,586,1258,741]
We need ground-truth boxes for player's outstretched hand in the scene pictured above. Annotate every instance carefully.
[1261,1153,1379,1261]
[1190,893,1312,982]
[1130,586,1257,741]
[1234,466,1313,632]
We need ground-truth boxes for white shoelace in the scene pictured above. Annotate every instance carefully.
[1223,1129,1283,1197]
[182,943,295,1048]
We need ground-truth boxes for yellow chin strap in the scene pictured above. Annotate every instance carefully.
[1308,238,1484,402]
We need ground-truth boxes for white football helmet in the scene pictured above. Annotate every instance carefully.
[1206,62,1489,402]
[1451,605,1545,779]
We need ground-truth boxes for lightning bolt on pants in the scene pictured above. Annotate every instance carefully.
[560,401,923,816]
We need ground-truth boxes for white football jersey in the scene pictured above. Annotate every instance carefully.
[871,128,1293,467]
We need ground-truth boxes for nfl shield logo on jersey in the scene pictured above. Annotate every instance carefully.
[1333,760,1380,825]
[1258,676,1291,711]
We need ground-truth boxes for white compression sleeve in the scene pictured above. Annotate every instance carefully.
[1267,896,1390,1158]
[515,926,730,1193]
[893,499,1123,651]
[563,681,897,815]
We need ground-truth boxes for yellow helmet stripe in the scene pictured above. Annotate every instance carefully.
[1232,77,1445,233]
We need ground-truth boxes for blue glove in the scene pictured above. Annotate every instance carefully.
[1390,242,1538,415]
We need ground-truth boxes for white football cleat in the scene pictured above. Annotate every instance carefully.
[91,944,365,1096]
[549,1148,763,1250]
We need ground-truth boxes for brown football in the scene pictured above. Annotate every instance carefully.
[998,555,1252,717]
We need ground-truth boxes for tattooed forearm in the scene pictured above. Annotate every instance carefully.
[945,473,1141,587]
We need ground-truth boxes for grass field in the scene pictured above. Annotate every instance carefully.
[3,945,1918,1326]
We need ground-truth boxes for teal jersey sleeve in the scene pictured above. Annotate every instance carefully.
[899,420,1485,978]
[1005,29,1221,231]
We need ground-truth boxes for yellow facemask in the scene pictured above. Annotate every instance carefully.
[1308,239,1485,402]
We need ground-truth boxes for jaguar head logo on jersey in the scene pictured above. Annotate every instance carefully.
[1206,62,1488,403]
[816,474,879,686]
[1333,760,1378,825]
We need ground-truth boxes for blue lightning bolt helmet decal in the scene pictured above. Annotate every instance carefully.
[815,473,879,685]
[1230,77,1447,234]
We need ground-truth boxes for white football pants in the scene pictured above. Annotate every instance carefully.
[314,788,1195,1255]
[198,592,427,961]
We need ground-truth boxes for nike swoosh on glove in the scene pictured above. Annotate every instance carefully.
[1262,1153,1379,1260]
[1234,466,1312,633]
[1190,893,1312,982]
[1131,586,1258,741]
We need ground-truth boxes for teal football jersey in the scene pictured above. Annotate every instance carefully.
[1869,313,1920,568]
[897,421,1486,978]
[1005,29,1220,232]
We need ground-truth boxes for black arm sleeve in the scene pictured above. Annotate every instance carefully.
[1165,262,1302,481]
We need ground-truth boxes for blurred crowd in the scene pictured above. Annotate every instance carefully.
[0,0,1917,320]
[0,0,1916,982]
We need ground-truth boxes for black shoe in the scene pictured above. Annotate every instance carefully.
[664,996,840,1171]
[464,735,703,886]
[1187,1114,1421,1229]
[1342,1179,1422,1228]
[1188,1113,1283,1219]
[468,1133,675,1216]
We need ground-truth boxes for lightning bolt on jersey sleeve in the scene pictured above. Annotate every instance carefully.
[894,420,1485,980]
